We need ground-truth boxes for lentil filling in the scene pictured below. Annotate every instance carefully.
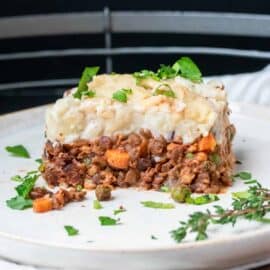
[42,126,235,194]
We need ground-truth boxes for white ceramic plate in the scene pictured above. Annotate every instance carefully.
[0,103,270,270]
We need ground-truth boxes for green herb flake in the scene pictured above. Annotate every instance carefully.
[73,66,99,99]
[141,201,175,209]
[209,153,221,165]
[114,207,126,215]
[112,88,132,103]
[133,69,160,83]
[93,199,103,210]
[186,194,219,205]
[6,171,40,210]
[151,235,158,240]
[64,225,79,236]
[160,185,170,193]
[185,152,194,159]
[172,57,202,82]
[156,64,176,80]
[15,173,39,198]
[98,216,119,226]
[11,175,23,182]
[6,196,33,210]
[153,84,176,98]
[5,145,30,158]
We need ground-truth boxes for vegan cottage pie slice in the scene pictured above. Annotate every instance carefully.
[43,58,235,193]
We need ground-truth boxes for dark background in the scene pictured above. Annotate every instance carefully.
[1,0,270,114]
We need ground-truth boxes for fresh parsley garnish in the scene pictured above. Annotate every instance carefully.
[172,57,202,82]
[73,66,99,99]
[153,84,176,98]
[113,207,126,215]
[6,171,40,210]
[5,145,30,158]
[15,172,39,198]
[6,196,33,210]
[64,225,79,236]
[112,88,132,103]
[11,175,24,182]
[141,201,175,209]
[133,57,202,83]
[185,194,219,205]
[133,69,160,84]
[156,64,176,80]
[93,199,103,210]
[98,216,120,226]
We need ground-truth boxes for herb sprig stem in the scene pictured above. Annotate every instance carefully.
[171,172,270,243]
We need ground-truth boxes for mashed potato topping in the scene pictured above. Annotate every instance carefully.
[45,74,227,144]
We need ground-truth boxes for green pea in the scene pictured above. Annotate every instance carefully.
[171,185,191,203]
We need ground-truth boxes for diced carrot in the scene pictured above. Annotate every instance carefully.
[33,197,53,213]
[195,152,208,161]
[198,133,216,152]
[105,149,130,169]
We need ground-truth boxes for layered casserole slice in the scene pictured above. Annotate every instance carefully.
[43,58,235,193]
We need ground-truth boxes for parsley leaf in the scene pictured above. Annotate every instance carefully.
[113,207,126,215]
[186,194,219,205]
[133,57,202,83]
[133,69,160,83]
[64,225,79,236]
[98,216,119,226]
[156,64,176,79]
[6,196,33,210]
[11,175,24,182]
[112,88,132,103]
[73,66,99,99]
[153,84,176,98]
[141,201,175,209]
[5,145,30,158]
[6,171,40,210]
[15,172,39,198]
[172,57,202,82]
[93,199,103,210]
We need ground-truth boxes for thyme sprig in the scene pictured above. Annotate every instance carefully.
[171,172,270,243]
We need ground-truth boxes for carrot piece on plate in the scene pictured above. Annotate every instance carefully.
[33,197,53,213]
